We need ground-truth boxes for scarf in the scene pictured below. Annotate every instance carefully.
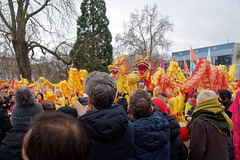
[187,98,233,137]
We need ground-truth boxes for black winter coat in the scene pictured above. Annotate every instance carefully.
[165,114,188,160]
[0,108,12,144]
[186,104,197,117]
[222,100,233,119]
[78,103,134,160]
[130,105,170,160]
[0,124,29,160]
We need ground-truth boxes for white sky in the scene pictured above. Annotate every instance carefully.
[101,0,240,53]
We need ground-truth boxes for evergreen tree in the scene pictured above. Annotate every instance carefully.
[70,0,113,72]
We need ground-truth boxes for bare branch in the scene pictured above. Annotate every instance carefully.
[0,7,12,31]
[23,0,30,15]
[26,0,50,20]
[0,29,11,35]
[8,0,16,31]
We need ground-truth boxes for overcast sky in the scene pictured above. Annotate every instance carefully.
[101,0,240,53]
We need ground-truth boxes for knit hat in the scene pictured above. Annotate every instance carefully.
[152,97,168,114]
[11,101,43,126]
[11,88,44,126]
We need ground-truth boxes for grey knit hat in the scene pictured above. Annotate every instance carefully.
[11,88,44,126]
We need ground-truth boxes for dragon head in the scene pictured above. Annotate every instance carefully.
[108,55,129,80]
[135,53,150,79]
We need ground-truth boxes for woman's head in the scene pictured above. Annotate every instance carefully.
[11,95,15,103]
[197,90,218,105]
[37,93,44,101]
[22,112,91,160]
[8,89,15,96]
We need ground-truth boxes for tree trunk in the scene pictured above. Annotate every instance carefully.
[13,40,31,81]
[12,0,32,81]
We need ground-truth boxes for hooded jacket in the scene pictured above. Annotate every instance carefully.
[166,114,188,160]
[78,103,134,160]
[130,106,170,160]
[0,107,12,144]
[221,100,233,119]
[0,124,28,160]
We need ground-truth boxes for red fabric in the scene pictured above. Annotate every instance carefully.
[228,93,240,159]
[38,99,44,104]
[10,103,14,113]
[179,125,189,141]
[191,99,196,105]
[167,107,171,115]
[152,98,168,114]
[184,92,192,103]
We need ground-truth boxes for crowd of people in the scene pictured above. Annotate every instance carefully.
[0,71,237,160]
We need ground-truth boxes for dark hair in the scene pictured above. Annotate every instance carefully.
[117,97,128,112]
[42,100,56,111]
[24,112,91,160]
[37,93,44,100]
[219,89,232,101]
[57,106,78,118]
[129,89,152,119]
[15,88,35,106]
[147,90,153,98]
[159,93,167,98]
[192,94,198,99]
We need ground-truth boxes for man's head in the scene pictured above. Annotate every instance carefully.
[71,90,75,96]
[219,89,232,103]
[0,89,6,96]
[173,88,178,95]
[214,87,219,94]
[84,71,117,110]
[157,93,168,104]
[56,90,62,98]
[192,94,198,101]
[129,89,152,119]
[42,100,56,111]
[22,112,91,160]
[165,88,172,97]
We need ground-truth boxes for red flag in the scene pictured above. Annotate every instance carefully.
[172,56,176,62]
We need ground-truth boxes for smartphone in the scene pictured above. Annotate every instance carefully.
[78,97,88,106]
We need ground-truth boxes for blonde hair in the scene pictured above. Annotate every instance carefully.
[197,90,218,104]
[7,89,15,96]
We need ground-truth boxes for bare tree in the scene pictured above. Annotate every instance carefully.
[31,55,70,83]
[114,3,173,61]
[0,0,80,81]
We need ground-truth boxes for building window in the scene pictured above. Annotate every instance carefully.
[179,52,182,56]
[195,50,198,53]
[212,47,217,50]
[215,55,232,67]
